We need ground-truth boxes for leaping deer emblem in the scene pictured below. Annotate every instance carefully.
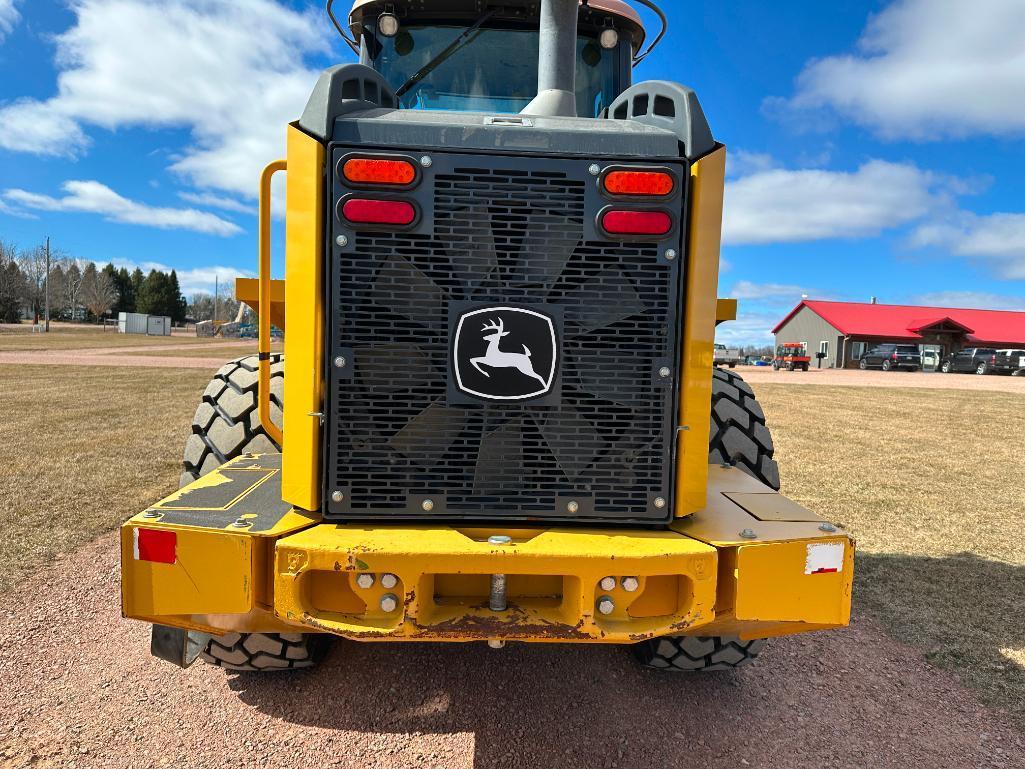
[471,317,548,387]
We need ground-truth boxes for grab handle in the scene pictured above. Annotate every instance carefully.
[258,160,287,448]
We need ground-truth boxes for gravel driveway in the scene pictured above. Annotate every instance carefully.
[738,367,1025,393]
[1,534,1021,769]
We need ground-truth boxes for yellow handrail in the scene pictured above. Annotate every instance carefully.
[258,159,287,448]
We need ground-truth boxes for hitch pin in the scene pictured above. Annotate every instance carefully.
[487,534,511,612]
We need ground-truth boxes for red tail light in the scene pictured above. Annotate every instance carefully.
[342,157,416,186]
[892,352,898,360]
[601,210,672,236]
[341,198,416,226]
[991,355,996,363]
[603,170,674,197]
[134,528,176,564]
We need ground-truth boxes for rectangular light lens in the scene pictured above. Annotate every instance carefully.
[601,210,672,236]
[342,157,416,186]
[134,527,177,564]
[603,170,674,197]
[341,198,416,225]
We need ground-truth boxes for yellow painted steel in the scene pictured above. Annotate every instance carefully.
[236,277,285,330]
[258,160,287,449]
[281,124,326,511]
[715,297,737,324]
[273,524,719,642]
[675,146,727,517]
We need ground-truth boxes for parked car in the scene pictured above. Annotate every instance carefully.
[939,347,999,374]
[991,349,1025,375]
[858,343,921,371]
[713,342,742,368]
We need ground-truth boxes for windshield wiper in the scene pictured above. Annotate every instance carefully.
[395,9,497,98]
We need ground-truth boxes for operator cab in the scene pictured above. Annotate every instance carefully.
[342,0,647,116]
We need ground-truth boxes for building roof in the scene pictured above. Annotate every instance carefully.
[772,300,1025,346]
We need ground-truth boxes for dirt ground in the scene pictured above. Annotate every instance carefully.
[739,365,1025,393]
[0,533,1021,769]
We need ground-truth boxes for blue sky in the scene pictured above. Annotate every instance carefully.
[1,0,1024,343]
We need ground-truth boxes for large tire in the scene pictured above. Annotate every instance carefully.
[707,368,780,490]
[633,635,767,672]
[178,355,325,672]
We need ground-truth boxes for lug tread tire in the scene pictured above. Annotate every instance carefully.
[708,368,780,490]
[180,355,283,487]
[634,635,766,672]
[200,632,323,671]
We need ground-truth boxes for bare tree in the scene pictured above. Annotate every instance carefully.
[61,260,86,321]
[81,263,118,320]
[16,243,47,319]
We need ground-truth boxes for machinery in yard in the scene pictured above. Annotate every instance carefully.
[773,342,811,372]
[122,0,852,673]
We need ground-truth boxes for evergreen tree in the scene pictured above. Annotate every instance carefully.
[168,270,187,324]
[130,268,145,309]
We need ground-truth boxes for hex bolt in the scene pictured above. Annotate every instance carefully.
[566,500,579,513]
[419,155,433,168]
[488,535,512,545]
[490,573,507,612]
[621,576,640,592]
[142,510,161,519]
[335,234,348,248]
[588,163,601,176]
[658,366,672,379]
[819,523,838,533]
[331,490,345,503]
[664,248,677,260]
[380,573,398,589]
[230,517,250,528]
[356,573,376,589]
[379,593,398,613]
[653,496,666,509]
[334,355,347,369]
[599,575,616,591]
[422,499,435,512]
[597,595,615,615]
[487,639,506,649]
[740,528,757,539]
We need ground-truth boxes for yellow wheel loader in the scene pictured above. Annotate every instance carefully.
[122,0,853,673]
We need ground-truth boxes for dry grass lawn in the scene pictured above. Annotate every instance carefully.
[0,328,220,351]
[127,340,282,358]
[0,365,212,593]
[756,383,1025,727]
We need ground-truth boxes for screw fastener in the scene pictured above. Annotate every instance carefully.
[356,573,375,589]
[664,248,677,260]
[331,490,345,503]
[422,499,435,512]
[566,500,580,513]
[597,596,615,615]
[819,523,837,532]
[334,356,347,369]
[588,163,601,176]
[653,496,666,509]
[379,593,398,613]
[380,573,398,589]
[599,576,616,591]
[142,511,161,519]
[488,535,512,545]
[230,518,251,528]
[740,528,757,539]
[420,155,433,168]
[487,639,506,649]
[658,366,671,379]
[621,576,640,592]
[336,235,348,248]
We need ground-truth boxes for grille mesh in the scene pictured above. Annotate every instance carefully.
[329,156,682,521]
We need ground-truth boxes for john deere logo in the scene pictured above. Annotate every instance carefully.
[452,306,558,402]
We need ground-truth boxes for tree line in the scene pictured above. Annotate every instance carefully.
[0,239,225,325]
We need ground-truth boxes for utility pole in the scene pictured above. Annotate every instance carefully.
[213,274,218,322]
[44,236,50,333]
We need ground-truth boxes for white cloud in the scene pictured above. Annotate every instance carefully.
[910,212,1025,279]
[723,160,942,245]
[728,280,817,301]
[0,0,19,40]
[0,0,331,198]
[4,180,241,235]
[725,150,777,179]
[780,0,1025,139]
[178,191,255,216]
[108,257,253,296]
[914,291,1025,311]
[714,311,779,347]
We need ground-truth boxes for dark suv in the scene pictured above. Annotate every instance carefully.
[940,347,998,374]
[859,343,921,371]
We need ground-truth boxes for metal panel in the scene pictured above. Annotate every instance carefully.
[326,149,686,523]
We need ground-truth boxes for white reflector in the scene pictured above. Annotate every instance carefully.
[805,542,844,575]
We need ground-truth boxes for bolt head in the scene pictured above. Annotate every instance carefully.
[421,498,434,512]
[488,535,512,545]
[740,528,757,539]
[599,575,616,591]
[653,496,666,509]
[658,366,671,379]
[597,596,615,615]
[419,155,433,168]
[380,573,398,589]
[142,510,161,519]
[566,500,579,513]
[621,576,640,592]
[331,490,345,503]
[230,518,250,528]
[334,355,347,369]
[664,248,677,260]
[335,234,348,248]
[487,639,506,649]
[356,573,375,589]
[819,522,837,532]
[588,163,601,176]
[379,593,398,613]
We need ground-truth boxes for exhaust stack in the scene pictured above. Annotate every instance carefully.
[521,0,579,117]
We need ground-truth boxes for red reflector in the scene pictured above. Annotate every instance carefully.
[342,198,416,226]
[602,210,672,236]
[342,157,416,186]
[810,567,838,574]
[134,528,176,564]
[603,170,674,196]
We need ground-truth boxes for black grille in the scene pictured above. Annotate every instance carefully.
[327,151,684,522]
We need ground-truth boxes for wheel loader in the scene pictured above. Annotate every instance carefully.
[122,0,853,672]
